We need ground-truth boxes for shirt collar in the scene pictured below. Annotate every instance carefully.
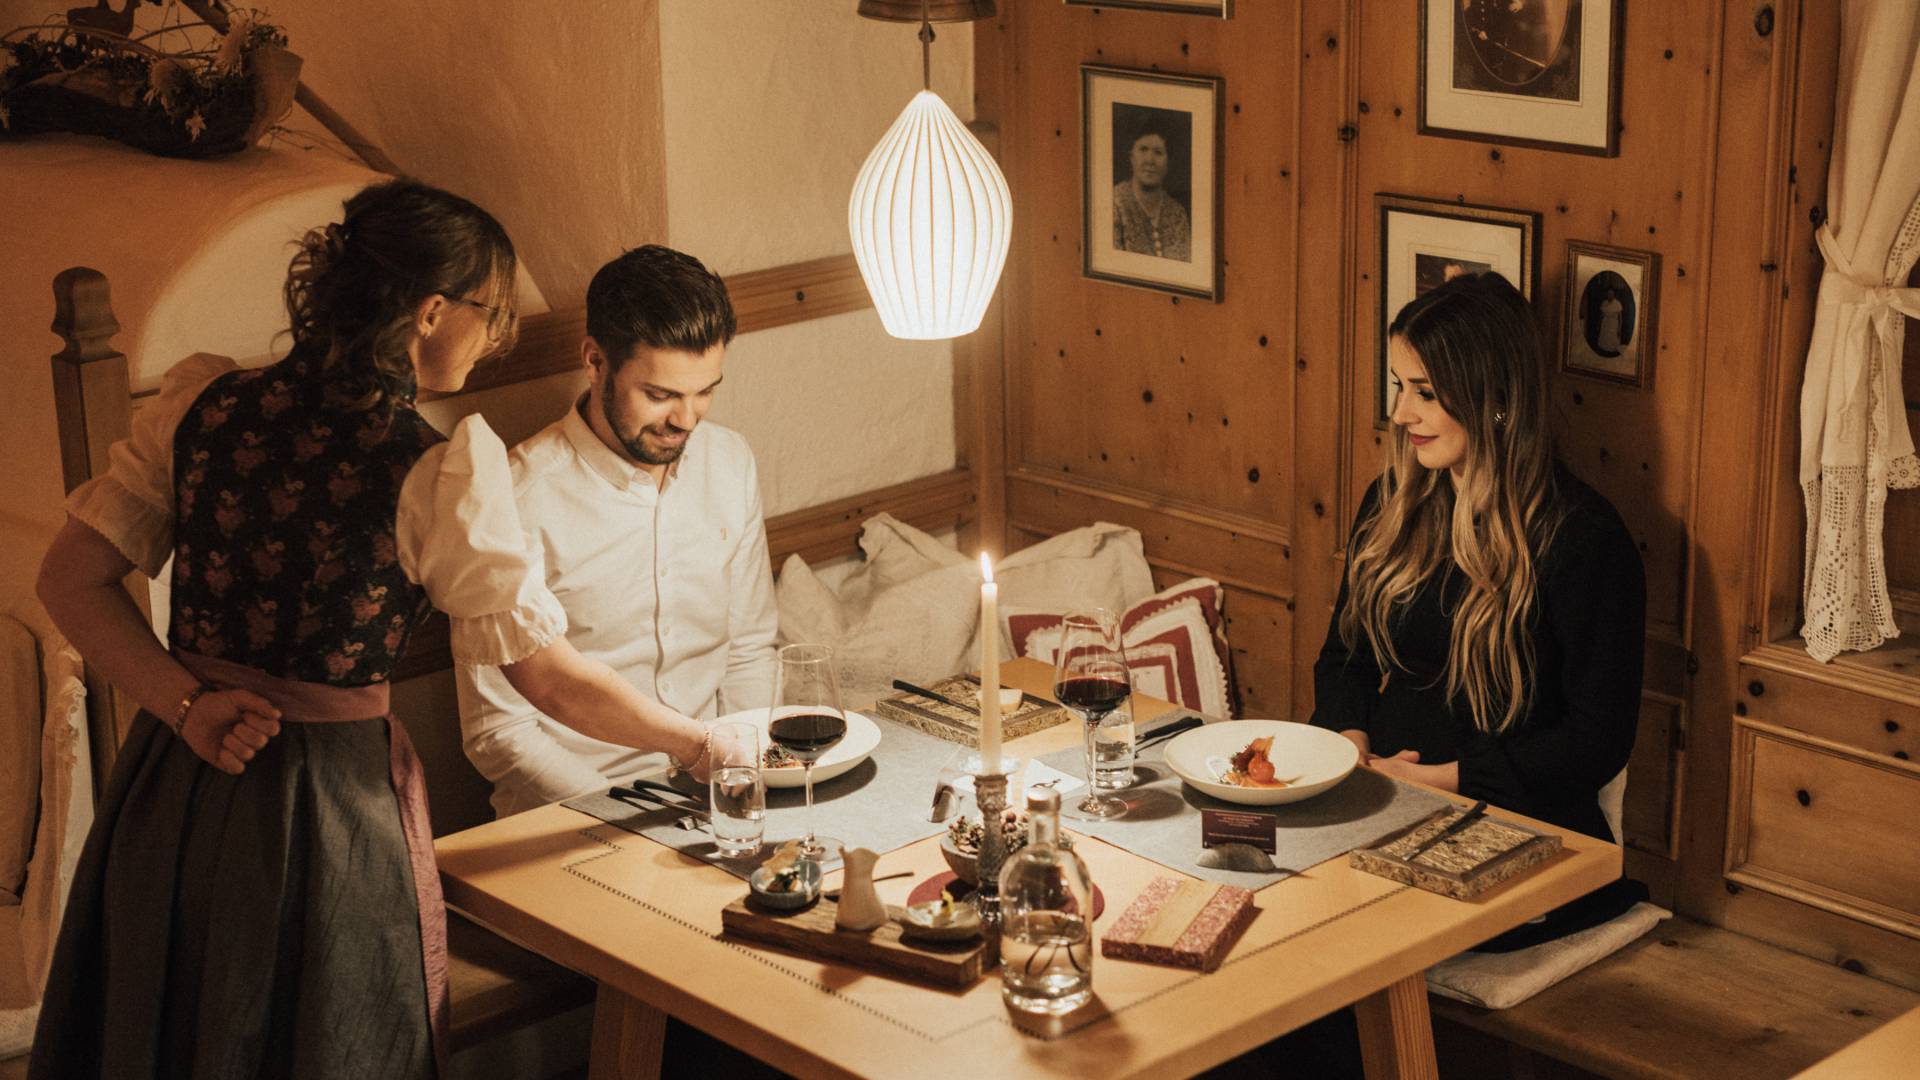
[562,395,687,493]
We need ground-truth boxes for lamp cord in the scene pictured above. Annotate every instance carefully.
[919,0,934,90]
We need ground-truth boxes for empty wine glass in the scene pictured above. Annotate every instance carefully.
[1051,609,1130,820]
[769,643,847,861]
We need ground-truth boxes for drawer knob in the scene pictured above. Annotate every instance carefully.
[1748,680,1766,697]
[1887,720,1901,733]
[1796,789,1811,807]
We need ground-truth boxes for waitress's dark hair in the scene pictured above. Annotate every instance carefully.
[283,179,518,412]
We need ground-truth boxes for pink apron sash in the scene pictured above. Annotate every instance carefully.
[175,650,449,1076]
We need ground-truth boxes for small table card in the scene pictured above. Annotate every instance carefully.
[1200,808,1277,854]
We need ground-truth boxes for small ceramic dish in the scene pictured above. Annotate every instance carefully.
[748,859,822,910]
[895,899,982,942]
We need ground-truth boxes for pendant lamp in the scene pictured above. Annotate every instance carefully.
[849,1,1010,340]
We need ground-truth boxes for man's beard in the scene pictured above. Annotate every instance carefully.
[603,391,688,466]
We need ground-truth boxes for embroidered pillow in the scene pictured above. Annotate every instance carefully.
[1010,578,1235,719]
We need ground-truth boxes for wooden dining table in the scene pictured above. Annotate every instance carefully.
[435,658,1622,1079]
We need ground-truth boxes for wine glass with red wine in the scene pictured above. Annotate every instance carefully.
[770,643,847,860]
[1051,609,1131,820]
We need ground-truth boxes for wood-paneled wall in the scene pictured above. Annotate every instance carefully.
[978,1,1919,986]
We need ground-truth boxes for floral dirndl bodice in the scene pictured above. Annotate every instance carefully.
[168,357,443,686]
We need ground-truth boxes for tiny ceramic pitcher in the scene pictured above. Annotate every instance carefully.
[833,846,888,931]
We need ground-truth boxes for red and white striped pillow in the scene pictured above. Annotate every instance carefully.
[1007,578,1235,719]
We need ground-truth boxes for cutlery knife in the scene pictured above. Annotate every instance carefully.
[893,679,968,711]
[609,784,710,822]
[1404,800,1488,860]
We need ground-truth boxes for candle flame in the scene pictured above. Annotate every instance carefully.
[980,552,994,584]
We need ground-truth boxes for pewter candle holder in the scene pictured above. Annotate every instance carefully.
[971,766,1011,957]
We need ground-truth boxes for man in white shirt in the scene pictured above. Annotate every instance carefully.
[456,245,779,816]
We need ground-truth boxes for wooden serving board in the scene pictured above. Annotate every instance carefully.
[720,893,988,989]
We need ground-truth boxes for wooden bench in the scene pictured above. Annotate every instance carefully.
[1431,917,1920,1080]
[446,912,595,1054]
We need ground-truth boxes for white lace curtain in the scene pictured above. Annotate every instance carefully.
[1799,0,1920,662]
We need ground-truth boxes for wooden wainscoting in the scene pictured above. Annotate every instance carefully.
[425,254,872,401]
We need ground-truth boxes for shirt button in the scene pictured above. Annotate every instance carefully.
[660,567,670,578]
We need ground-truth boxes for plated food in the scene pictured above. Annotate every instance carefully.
[711,708,884,788]
[1222,736,1290,788]
[1162,719,1359,806]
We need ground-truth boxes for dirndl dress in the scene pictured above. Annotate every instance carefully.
[29,353,566,1079]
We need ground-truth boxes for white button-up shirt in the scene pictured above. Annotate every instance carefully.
[455,401,779,817]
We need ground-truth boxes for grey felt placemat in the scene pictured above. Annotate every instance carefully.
[562,713,963,879]
[1039,734,1451,890]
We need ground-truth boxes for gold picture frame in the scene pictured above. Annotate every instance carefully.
[1065,0,1232,15]
[1562,240,1658,387]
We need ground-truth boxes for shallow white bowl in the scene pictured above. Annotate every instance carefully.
[1161,719,1359,806]
[712,708,884,789]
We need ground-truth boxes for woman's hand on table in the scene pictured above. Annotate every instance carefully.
[183,689,283,775]
[1362,749,1460,792]
[692,723,753,784]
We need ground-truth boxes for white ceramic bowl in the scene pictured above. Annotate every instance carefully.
[712,708,884,789]
[1161,719,1359,806]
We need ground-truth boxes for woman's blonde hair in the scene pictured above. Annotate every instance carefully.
[283,179,519,414]
[1340,272,1564,734]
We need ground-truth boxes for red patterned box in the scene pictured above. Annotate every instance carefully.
[1100,877,1258,973]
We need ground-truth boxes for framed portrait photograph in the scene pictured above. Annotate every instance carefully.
[1065,0,1232,15]
[1562,241,1658,386]
[1419,0,1623,156]
[1081,64,1224,301]
[1376,193,1540,424]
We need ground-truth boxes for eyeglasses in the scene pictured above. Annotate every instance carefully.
[446,295,519,347]
[448,296,511,320]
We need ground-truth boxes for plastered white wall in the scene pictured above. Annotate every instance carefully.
[706,308,956,518]
[657,0,974,275]
[270,0,671,304]
[657,0,968,517]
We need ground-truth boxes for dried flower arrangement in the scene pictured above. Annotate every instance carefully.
[1,1,299,158]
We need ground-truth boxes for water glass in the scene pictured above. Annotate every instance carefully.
[1089,699,1135,791]
[707,720,765,858]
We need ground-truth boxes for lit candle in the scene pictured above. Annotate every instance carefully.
[979,552,1001,774]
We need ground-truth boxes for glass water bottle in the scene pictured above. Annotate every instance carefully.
[998,787,1095,1015]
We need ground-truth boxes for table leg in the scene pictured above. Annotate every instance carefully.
[1354,971,1440,1080]
[588,984,668,1080]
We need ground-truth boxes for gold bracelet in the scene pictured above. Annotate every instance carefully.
[169,684,211,736]
[668,725,712,776]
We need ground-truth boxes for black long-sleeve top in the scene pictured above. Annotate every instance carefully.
[1310,468,1646,844]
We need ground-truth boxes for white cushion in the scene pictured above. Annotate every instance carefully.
[1426,902,1670,1010]
[774,515,1156,709]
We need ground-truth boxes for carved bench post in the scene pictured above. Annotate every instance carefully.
[51,267,147,783]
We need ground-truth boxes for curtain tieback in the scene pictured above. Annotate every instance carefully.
[1816,224,1920,354]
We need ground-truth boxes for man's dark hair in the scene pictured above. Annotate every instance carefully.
[585,244,736,369]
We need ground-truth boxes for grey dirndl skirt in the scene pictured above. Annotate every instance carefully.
[29,658,439,1080]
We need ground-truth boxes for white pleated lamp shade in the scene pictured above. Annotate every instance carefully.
[849,89,1012,340]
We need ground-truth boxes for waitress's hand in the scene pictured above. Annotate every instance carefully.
[691,724,754,785]
[181,690,283,775]
[1364,749,1460,793]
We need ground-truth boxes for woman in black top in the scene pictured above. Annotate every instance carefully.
[1311,271,1645,943]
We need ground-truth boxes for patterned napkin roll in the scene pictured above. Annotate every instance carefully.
[1101,877,1258,973]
